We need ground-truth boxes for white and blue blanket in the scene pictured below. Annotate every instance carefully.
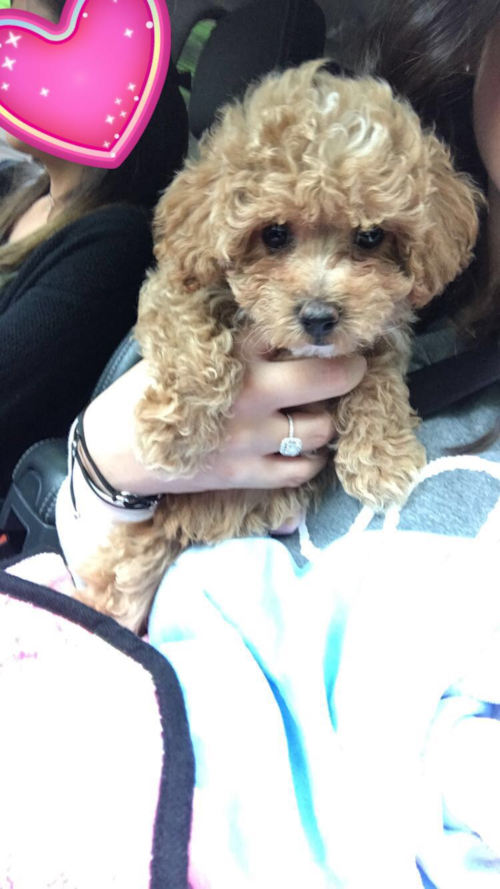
[149,529,500,888]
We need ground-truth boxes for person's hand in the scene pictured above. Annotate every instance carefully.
[83,345,366,498]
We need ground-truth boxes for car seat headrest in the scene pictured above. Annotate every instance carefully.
[188,0,326,139]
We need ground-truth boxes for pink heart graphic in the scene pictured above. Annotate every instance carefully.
[0,0,171,168]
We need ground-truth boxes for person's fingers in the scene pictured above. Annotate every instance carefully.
[261,452,329,488]
[239,354,367,415]
[214,450,328,490]
[226,410,336,456]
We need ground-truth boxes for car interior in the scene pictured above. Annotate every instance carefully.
[0,6,494,884]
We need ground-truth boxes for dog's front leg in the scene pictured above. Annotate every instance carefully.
[333,344,425,511]
[77,279,244,631]
[134,276,244,477]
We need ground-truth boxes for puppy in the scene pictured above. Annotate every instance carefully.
[78,61,482,631]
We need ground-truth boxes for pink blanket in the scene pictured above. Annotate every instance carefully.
[0,561,194,889]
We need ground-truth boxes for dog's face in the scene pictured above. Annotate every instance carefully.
[225,214,412,357]
[154,62,482,355]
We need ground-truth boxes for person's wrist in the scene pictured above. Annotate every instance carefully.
[76,439,102,488]
[82,397,165,497]
[72,411,163,511]
[81,401,164,499]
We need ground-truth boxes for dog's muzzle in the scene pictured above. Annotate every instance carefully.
[298,299,340,343]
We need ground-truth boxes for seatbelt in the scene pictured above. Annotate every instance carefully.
[408,343,500,418]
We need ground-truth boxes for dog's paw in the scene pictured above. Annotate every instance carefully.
[335,435,426,511]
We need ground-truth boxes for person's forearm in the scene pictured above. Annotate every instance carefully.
[56,455,155,590]
[83,363,165,497]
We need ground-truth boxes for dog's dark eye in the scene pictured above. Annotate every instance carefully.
[262,223,292,251]
[354,227,385,250]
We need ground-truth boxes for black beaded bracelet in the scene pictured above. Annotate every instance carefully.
[69,411,163,514]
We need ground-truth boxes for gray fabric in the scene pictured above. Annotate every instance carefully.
[281,324,500,564]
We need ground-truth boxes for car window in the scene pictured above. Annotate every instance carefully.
[177,19,217,105]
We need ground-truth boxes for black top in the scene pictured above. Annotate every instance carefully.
[0,204,154,495]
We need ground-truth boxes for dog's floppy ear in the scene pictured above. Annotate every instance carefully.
[406,133,484,308]
[152,144,236,290]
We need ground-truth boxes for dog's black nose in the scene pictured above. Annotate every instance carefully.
[298,300,340,341]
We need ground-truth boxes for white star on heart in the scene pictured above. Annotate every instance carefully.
[105,115,115,124]
[124,29,133,38]
[40,88,49,97]
[127,83,136,91]
[5,32,21,49]
[2,57,16,71]
[1,82,9,91]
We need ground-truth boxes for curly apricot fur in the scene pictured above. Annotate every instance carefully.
[77,62,483,631]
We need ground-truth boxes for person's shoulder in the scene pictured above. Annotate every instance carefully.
[68,203,153,242]
[15,203,155,297]
[50,203,154,272]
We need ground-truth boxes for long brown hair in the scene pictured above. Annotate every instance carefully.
[360,0,500,144]
[356,0,500,339]
[0,0,187,273]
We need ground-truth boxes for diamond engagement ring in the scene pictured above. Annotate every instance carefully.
[279,414,303,457]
